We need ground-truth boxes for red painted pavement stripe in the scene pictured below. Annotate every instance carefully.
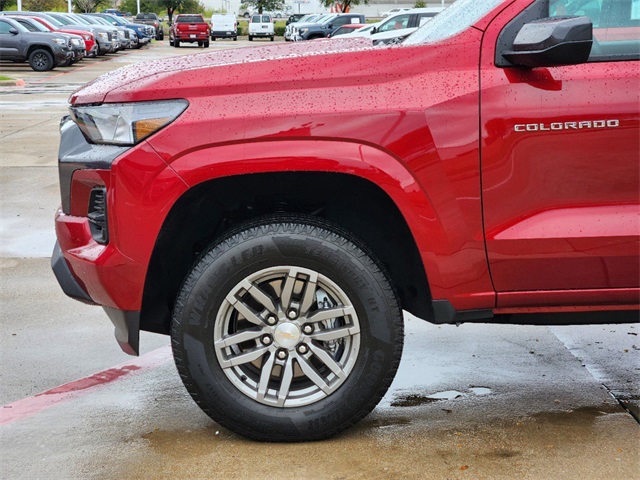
[0,345,172,427]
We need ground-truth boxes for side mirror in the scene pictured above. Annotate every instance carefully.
[327,24,333,28]
[370,26,378,34]
[9,27,19,35]
[503,16,592,68]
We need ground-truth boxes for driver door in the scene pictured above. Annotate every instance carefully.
[480,0,640,306]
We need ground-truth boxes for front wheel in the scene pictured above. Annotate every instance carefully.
[204,41,210,48]
[29,49,54,71]
[174,39,180,47]
[248,35,252,41]
[171,216,403,441]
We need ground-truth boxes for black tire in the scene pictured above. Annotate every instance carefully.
[169,38,174,46]
[175,39,180,47]
[28,48,54,72]
[233,36,237,41]
[270,36,274,41]
[211,36,216,41]
[204,41,209,48]
[171,216,403,442]
[248,35,252,41]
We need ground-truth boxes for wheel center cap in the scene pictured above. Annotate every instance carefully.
[274,322,301,349]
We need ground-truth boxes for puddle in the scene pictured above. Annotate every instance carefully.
[469,387,492,396]
[391,389,466,407]
[391,394,442,407]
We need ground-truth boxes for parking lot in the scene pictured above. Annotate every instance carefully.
[1,41,639,479]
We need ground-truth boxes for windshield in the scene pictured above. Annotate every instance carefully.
[177,15,204,23]
[49,14,73,26]
[18,19,49,32]
[40,14,63,27]
[404,0,504,45]
[103,15,125,26]
[319,15,337,25]
[69,14,92,25]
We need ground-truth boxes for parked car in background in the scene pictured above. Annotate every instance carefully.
[284,13,324,41]
[0,16,71,70]
[368,7,444,45]
[248,14,274,41]
[380,7,410,17]
[103,9,123,16]
[3,11,114,55]
[170,14,209,47]
[6,15,85,65]
[81,14,132,50]
[327,23,365,38]
[90,13,154,47]
[22,14,97,59]
[292,13,365,41]
[286,14,306,25]
[210,14,237,41]
[46,12,120,53]
[134,12,163,40]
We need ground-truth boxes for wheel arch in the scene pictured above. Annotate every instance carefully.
[139,142,438,335]
[27,43,53,58]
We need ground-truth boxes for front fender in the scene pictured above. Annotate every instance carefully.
[166,139,493,309]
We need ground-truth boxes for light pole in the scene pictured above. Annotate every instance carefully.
[17,0,21,11]
[68,0,72,13]
[137,0,141,14]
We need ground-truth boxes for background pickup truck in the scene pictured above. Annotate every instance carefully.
[169,14,209,47]
[0,16,71,70]
[53,0,639,443]
[134,12,163,40]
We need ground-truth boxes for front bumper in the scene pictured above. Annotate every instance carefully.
[52,241,141,356]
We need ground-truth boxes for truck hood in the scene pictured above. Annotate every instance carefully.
[70,37,373,104]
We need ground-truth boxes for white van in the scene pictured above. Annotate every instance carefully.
[210,14,237,41]
[248,14,275,41]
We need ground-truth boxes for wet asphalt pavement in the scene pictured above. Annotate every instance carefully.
[1,41,639,479]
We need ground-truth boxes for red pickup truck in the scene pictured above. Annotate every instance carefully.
[169,14,209,47]
[53,0,639,441]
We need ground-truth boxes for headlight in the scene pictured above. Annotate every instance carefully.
[69,100,189,146]
[98,32,108,39]
[53,38,67,45]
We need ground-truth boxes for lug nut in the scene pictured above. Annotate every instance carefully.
[276,349,288,360]
[287,309,298,319]
[297,344,309,355]
[266,315,277,325]
[261,335,272,346]
[302,324,313,335]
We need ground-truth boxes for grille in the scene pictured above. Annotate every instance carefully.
[88,187,108,244]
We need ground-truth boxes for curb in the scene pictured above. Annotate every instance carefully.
[0,79,26,87]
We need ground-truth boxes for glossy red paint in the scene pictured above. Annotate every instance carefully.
[57,0,639,326]
[480,1,640,300]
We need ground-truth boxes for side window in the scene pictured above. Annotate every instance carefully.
[417,13,438,27]
[17,20,37,32]
[262,15,271,23]
[550,0,640,57]
[379,14,410,33]
[331,17,350,27]
[0,20,13,34]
